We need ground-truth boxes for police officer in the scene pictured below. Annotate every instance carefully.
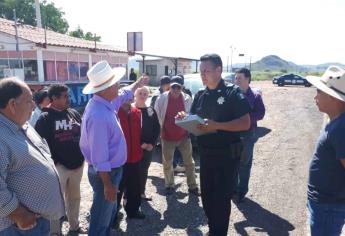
[178,54,251,235]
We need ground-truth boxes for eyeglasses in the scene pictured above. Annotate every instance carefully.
[171,85,182,90]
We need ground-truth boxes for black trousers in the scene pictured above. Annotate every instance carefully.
[199,148,240,236]
[139,150,153,195]
[117,162,141,217]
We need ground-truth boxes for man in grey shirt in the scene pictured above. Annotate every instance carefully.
[0,77,65,236]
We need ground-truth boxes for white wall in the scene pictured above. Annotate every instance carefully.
[139,58,194,84]
[0,33,35,51]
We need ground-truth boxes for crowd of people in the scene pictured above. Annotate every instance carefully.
[0,53,344,236]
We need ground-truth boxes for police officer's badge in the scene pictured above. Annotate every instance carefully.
[217,96,225,105]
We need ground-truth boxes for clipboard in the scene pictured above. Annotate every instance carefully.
[175,115,215,136]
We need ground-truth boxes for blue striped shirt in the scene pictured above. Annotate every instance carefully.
[0,113,65,231]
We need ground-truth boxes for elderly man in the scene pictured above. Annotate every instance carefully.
[306,66,345,236]
[79,61,148,236]
[154,75,198,195]
[0,77,65,236]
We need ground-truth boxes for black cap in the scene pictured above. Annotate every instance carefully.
[160,76,171,86]
[170,76,183,86]
[176,74,185,82]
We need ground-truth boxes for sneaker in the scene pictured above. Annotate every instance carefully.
[188,187,200,196]
[165,187,174,195]
[174,165,185,172]
[127,210,145,219]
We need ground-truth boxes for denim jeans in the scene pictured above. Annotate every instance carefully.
[236,128,256,196]
[0,218,50,236]
[308,200,345,236]
[88,165,123,236]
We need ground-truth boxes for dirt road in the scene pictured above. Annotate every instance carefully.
[71,81,325,235]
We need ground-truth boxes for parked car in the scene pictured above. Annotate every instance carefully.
[223,72,236,84]
[272,74,311,87]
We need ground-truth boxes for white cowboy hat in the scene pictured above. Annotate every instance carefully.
[82,60,126,94]
[306,66,345,102]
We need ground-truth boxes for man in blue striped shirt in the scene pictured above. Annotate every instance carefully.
[0,77,65,236]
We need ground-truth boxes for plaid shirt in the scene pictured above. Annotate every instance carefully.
[0,114,65,231]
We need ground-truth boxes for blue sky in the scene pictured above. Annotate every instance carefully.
[52,0,345,65]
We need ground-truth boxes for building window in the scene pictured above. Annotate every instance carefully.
[79,62,88,80]
[44,61,56,81]
[146,65,157,76]
[0,59,9,79]
[24,60,38,81]
[7,59,24,79]
[68,62,79,80]
[9,59,23,69]
[56,61,68,81]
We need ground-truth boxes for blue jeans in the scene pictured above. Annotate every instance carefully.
[308,200,345,236]
[88,166,123,236]
[236,128,256,196]
[0,218,50,236]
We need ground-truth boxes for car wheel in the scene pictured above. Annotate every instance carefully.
[278,82,284,87]
[305,83,311,87]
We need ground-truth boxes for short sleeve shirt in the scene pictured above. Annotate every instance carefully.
[308,112,345,203]
[190,80,251,149]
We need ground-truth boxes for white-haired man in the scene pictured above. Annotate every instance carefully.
[80,61,148,236]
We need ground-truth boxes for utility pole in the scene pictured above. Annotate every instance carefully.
[35,0,42,28]
[230,46,236,72]
[13,9,19,52]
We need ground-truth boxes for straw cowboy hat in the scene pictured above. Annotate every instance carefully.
[306,66,345,102]
[82,60,126,94]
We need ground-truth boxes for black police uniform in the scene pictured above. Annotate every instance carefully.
[190,79,251,236]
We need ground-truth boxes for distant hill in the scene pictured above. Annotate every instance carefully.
[251,55,345,72]
[251,55,299,71]
[302,62,345,72]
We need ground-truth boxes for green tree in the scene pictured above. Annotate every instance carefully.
[0,0,36,25]
[69,26,101,41]
[0,0,69,34]
[0,0,100,40]
[69,26,84,38]
[41,0,69,34]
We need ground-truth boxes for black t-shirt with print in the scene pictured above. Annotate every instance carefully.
[35,107,84,169]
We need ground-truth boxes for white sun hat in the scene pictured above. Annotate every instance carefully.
[82,60,126,94]
[306,66,345,102]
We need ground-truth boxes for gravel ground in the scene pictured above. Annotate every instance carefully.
[62,81,345,236]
